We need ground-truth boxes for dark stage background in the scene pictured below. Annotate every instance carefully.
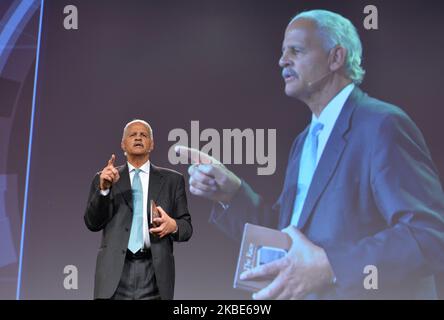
[1,0,444,299]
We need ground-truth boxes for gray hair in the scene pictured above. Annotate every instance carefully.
[122,119,153,140]
[291,9,365,84]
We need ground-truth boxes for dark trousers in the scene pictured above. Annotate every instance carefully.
[111,249,161,300]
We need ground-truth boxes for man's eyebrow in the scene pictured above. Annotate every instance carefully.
[282,44,305,52]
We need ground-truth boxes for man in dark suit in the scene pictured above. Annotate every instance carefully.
[85,119,192,300]
[177,9,444,299]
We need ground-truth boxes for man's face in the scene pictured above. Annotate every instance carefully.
[279,18,331,99]
[121,122,153,157]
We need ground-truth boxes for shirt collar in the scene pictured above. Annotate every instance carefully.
[127,160,151,174]
[311,83,355,130]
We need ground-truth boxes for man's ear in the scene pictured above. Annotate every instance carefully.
[121,140,126,153]
[150,139,155,152]
[329,46,347,72]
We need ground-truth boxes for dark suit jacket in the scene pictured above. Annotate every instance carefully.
[210,87,444,299]
[84,163,192,300]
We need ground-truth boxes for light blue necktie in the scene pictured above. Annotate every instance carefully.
[291,121,324,226]
[128,168,144,253]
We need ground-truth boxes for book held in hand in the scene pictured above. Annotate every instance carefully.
[150,200,161,227]
[233,223,292,292]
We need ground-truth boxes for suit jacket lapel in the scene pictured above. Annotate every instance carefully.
[115,163,133,211]
[296,87,363,230]
[148,163,164,206]
[278,127,309,230]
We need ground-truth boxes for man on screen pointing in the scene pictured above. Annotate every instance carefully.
[177,10,444,299]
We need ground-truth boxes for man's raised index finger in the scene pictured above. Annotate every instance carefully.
[107,154,116,167]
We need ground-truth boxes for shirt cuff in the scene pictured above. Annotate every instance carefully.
[100,189,110,196]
